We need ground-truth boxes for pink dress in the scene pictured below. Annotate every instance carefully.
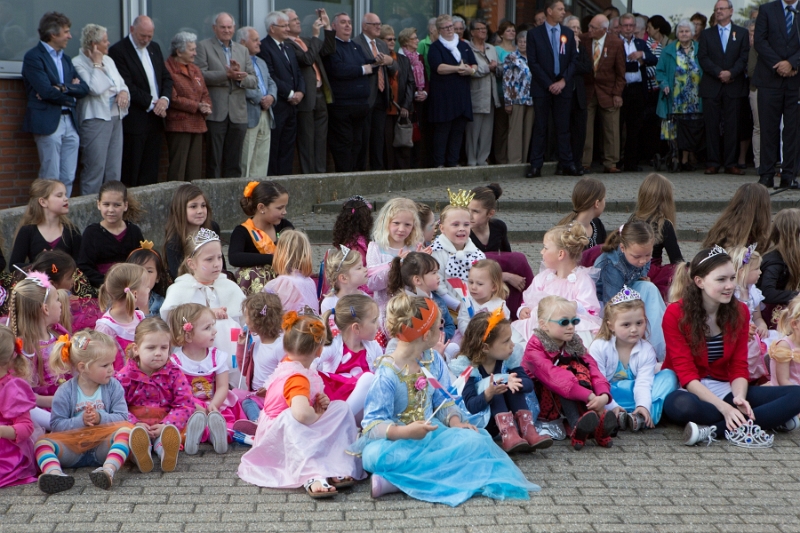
[170,347,246,441]
[0,373,37,487]
[320,345,369,402]
[95,310,145,371]
[237,359,364,488]
[24,324,70,398]
[264,272,319,313]
[512,267,602,344]
[769,337,800,386]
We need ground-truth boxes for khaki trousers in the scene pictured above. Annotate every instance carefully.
[507,104,534,164]
[241,110,272,177]
[582,93,620,168]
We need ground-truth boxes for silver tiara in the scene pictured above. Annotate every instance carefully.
[335,244,351,273]
[190,227,220,255]
[609,285,642,306]
[725,419,774,449]
[698,245,728,265]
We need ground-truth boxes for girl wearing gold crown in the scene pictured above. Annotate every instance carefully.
[430,190,486,311]
[352,293,539,506]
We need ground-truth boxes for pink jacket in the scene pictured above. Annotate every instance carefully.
[522,330,612,404]
[116,358,196,430]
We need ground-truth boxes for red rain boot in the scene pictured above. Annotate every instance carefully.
[514,410,553,450]
[494,412,530,453]
[571,411,600,450]
[595,411,619,448]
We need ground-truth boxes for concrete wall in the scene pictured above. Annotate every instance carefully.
[0,164,529,258]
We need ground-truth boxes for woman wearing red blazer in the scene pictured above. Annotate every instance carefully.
[662,246,800,446]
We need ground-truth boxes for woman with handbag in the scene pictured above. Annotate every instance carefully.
[398,27,428,168]
[380,25,416,170]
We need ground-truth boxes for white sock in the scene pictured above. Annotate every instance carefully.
[346,372,375,421]
[153,436,164,459]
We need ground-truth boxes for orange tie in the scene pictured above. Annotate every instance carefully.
[293,37,322,88]
[370,39,385,92]
[593,41,601,72]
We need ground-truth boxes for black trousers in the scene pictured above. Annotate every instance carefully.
[530,93,572,168]
[570,91,588,168]
[121,117,163,187]
[359,95,388,171]
[296,91,328,174]
[205,118,247,178]
[432,117,468,167]
[268,101,297,176]
[704,93,742,169]
[621,82,646,170]
[327,104,369,172]
[758,86,799,180]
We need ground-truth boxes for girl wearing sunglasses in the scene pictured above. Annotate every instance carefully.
[521,295,618,451]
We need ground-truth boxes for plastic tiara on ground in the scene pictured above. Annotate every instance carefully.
[447,188,475,208]
[725,419,774,449]
[698,244,728,265]
[190,227,220,255]
[609,285,642,306]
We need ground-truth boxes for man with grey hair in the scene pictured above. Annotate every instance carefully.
[195,12,256,178]
[22,11,88,195]
[698,0,749,176]
[258,10,305,175]
[109,15,172,186]
[238,26,277,177]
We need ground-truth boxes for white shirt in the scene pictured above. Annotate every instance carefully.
[621,36,642,83]
[128,34,160,111]
[588,337,657,411]
[251,335,285,389]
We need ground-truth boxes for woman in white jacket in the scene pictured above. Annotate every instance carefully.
[73,24,129,196]
[588,286,678,431]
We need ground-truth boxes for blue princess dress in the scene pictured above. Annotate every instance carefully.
[350,349,540,507]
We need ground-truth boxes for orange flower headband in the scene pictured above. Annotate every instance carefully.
[482,307,506,342]
[243,181,260,198]
[282,311,325,345]
[396,298,438,343]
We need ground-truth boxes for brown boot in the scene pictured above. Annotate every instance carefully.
[494,412,530,453]
[514,410,553,451]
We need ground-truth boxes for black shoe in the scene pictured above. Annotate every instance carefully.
[758,175,774,188]
[526,166,542,178]
[777,179,800,190]
[564,165,584,176]
[555,165,564,176]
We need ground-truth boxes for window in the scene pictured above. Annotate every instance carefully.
[370,0,438,41]
[0,0,122,62]
[146,0,243,53]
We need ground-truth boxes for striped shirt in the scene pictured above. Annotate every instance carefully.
[706,334,724,364]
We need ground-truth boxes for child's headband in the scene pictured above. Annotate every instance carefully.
[396,298,438,343]
[13,266,52,303]
[482,307,506,342]
[190,228,221,256]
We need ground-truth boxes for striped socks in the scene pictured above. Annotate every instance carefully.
[35,439,63,475]
[103,427,131,473]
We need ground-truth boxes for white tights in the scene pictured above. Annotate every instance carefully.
[345,372,375,425]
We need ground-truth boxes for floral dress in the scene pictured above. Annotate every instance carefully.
[502,50,532,106]
[661,42,702,140]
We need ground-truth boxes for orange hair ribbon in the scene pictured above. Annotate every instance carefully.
[482,307,506,342]
[243,181,260,198]
[57,334,71,364]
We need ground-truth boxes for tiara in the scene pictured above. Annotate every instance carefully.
[447,188,475,208]
[190,227,220,255]
[396,298,438,342]
[13,266,52,302]
[742,243,757,265]
[609,285,642,306]
[725,419,774,449]
[698,245,728,265]
[335,244,351,273]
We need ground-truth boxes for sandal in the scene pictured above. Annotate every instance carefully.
[303,478,338,499]
[328,476,355,489]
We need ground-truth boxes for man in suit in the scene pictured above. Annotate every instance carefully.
[526,0,582,178]
[195,13,256,179]
[355,13,397,171]
[258,11,305,176]
[581,15,626,173]
[22,12,88,195]
[565,16,593,174]
[284,7,336,174]
[699,1,750,176]
[108,15,172,187]
[754,0,800,189]
[238,26,277,178]
[618,13,657,172]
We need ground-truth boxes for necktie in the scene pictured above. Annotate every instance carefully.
[788,6,795,35]
[720,26,727,53]
[370,39,385,91]
[293,37,322,87]
[551,28,560,76]
[278,42,289,63]
[593,40,601,72]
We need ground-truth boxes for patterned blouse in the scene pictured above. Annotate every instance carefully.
[661,42,702,140]
[502,49,532,106]
[645,36,663,91]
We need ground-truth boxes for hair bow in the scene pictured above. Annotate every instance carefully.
[13,338,23,359]
[243,181,260,198]
[57,334,71,364]
[482,307,506,342]
[182,318,193,332]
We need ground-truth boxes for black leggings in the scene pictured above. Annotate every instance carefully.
[485,390,529,437]
[663,385,800,435]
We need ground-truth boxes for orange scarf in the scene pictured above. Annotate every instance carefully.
[241,219,276,255]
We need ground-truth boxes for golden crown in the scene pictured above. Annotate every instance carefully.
[447,188,475,208]
[139,240,154,250]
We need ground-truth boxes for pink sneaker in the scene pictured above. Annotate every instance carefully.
[370,474,400,498]
[232,419,258,436]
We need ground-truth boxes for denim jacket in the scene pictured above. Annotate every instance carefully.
[594,247,651,304]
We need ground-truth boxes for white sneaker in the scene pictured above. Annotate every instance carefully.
[207,411,228,454]
[776,415,800,432]
[184,411,207,455]
[683,422,718,446]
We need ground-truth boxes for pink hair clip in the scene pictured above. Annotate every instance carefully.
[260,305,268,316]
[123,287,131,294]
[182,317,193,332]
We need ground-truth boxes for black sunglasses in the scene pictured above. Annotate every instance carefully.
[548,317,581,327]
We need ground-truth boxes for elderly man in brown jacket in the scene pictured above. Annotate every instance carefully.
[580,14,626,173]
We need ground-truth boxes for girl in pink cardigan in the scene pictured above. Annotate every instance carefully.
[522,295,617,450]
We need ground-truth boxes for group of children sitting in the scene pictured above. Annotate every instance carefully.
[2,174,800,506]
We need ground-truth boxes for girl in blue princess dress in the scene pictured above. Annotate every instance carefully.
[353,293,539,506]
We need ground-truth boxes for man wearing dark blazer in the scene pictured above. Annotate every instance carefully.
[108,16,172,187]
[355,13,397,171]
[22,12,88,196]
[618,13,657,172]
[699,1,750,176]
[108,15,172,187]
[754,0,800,189]
[259,11,306,176]
[284,8,336,174]
[526,0,583,178]
[565,19,593,174]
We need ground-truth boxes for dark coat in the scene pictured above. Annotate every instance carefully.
[286,30,336,109]
[427,39,476,122]
[257,36,306,103]
[526,24,578,98]
[354,33,398,107]
[753,0,800,90]
[698,24,750,98]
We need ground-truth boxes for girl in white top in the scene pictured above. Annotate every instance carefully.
[457,259,510,336]
[320,246,369,315]
[729,245,772,382]
[264,230,319,314]
[588,286,678,431]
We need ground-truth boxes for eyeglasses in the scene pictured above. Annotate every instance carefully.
[439,24,454,30]
[473,27,487,32]
[548,317,581,327]
[272,24,288,28]
[364,22,382,26]
[385,37,396,41]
